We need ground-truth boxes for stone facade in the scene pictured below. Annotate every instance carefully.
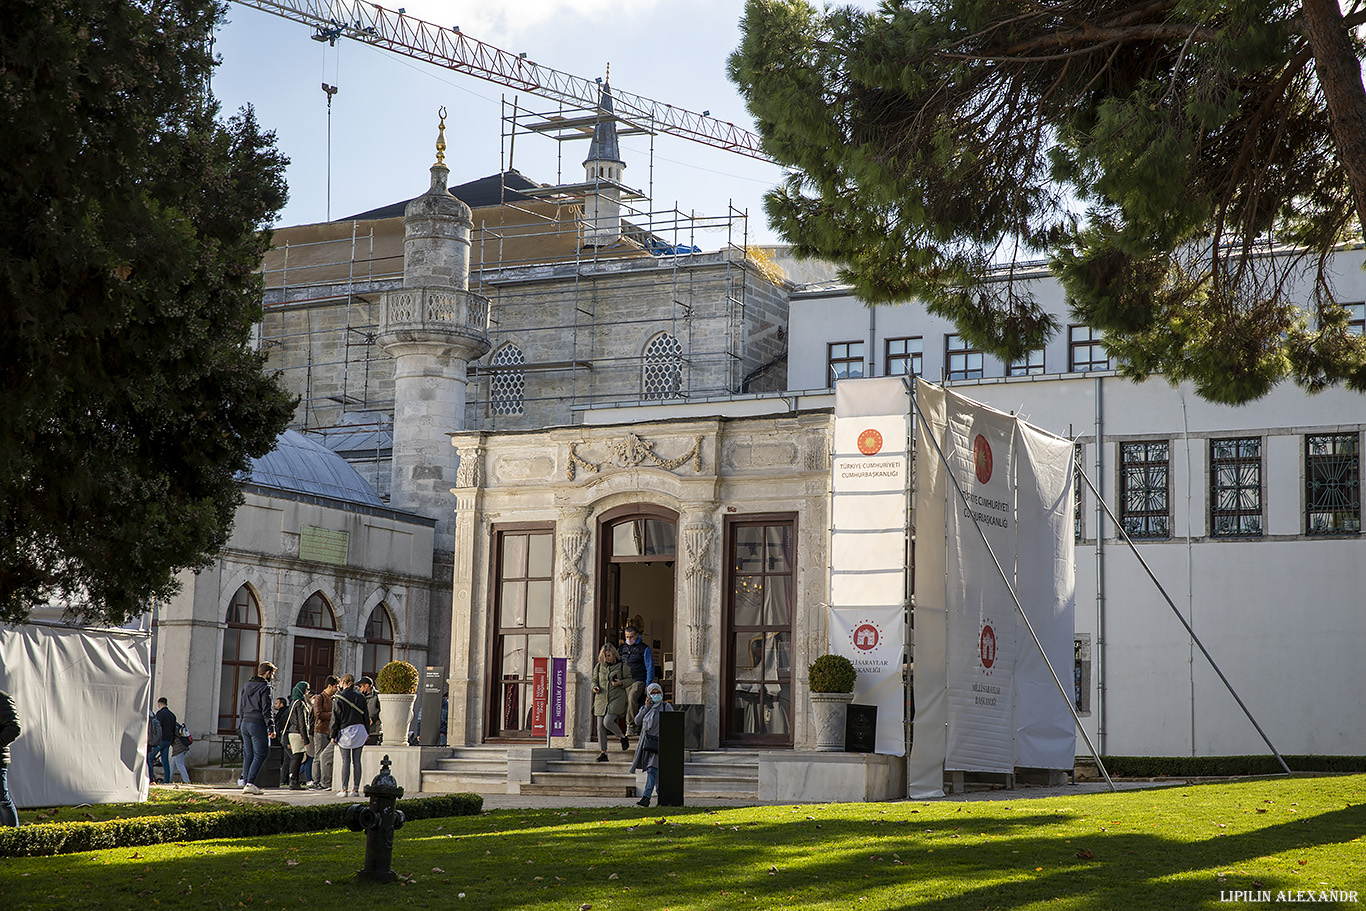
[446,412,834,751]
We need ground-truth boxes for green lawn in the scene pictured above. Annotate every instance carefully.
[18,789,239,825]
[3,775,1363,910]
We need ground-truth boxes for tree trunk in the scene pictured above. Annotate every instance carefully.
[1301,0,1366,235]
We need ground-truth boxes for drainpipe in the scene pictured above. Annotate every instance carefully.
[868,306,877,376]
[1180,390,1195,756]
[1094,376,1106,755]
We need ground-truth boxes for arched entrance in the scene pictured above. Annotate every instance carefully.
[595,505,678,717]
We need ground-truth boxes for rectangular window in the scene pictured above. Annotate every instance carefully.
[885,336,923,378]
[490,527,555,737]
[725,516,795,746]
[1346,301,1365,336]
[827,341,865,385]
[1119,441,1170,539]
[1210,437,1263,537]
[1069,325,1111,373]
[945,334,983,381]
[1306,432,1361,535]
[1008,347,1045,376]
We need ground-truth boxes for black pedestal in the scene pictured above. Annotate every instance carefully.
[656,710,685,807]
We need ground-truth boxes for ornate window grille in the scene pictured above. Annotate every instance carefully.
[1306,432,1361,535]
[643,333,684,400]
[1210,437,1263,537]
[1119,440,1170,539]
[489,344,525,416]
[885,337,922,377]
[945,334,983,380]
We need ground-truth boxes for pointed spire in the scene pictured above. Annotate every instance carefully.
[583,68,623,167]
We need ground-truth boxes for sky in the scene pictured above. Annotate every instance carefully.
[209,0,852,247]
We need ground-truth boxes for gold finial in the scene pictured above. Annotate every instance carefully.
[435,106,448,166]
[605,63,610,84]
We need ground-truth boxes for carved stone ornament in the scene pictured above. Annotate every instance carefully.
[558,524,591,661]
[454,446,484,489]
[566,433,704,481]
[682,522,715,668]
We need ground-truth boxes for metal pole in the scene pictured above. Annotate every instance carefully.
[910,384,1116,792]
[1075,469,1292,775]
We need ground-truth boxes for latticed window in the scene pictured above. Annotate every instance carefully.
[1119,441,1170,539]
[643,333,684,400]
[296,591,337,630]
[1069,325,1111,372]
[219,586,261,733]
[362,604,394,681]
[489,344,525,416]
[1008,347,1046,376]
[885,337,922,377]
[1210,437,1263,537]
[945,334,983,380]
[1306,432,1360,535]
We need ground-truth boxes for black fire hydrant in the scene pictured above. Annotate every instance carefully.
[344,754,406,883]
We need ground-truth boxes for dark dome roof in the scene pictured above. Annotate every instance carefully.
[247,430,383,506]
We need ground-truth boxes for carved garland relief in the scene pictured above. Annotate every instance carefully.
[566,432,704,481]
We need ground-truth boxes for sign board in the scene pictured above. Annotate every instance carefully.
[845,703,878,753]
[420,666,445,746]
[531,657,548,737]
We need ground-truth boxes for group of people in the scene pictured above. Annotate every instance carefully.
[236,662,379,797]
[592,624,674,807]
[146,696,192,785]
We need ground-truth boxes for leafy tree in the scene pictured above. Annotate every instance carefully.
[730,0,1366,403]
[0,0,295,625]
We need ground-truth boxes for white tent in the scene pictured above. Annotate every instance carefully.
[0,620,151,807]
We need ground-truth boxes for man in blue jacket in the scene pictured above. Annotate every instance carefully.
[619,625,654,736]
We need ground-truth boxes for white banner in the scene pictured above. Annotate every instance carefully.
[944,396,1018,773]
[830,377,910,755]
[909,381,1076,794]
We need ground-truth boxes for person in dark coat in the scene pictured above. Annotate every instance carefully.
[619,625,654,735]
[272,697,290,787]
[282,682,314,790]
[236,661,276,794]
[151,697,176,785]
[358,676,381,745]
[0,689,20,827]
[330,674,371,797]
[629,681,673,807]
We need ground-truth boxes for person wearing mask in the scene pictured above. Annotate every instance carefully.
[236,661,277,795]
[591,642,629,761]
[0,689,21,826]
[282,682,314,790]
[619,625,654,736]
[330,674,371,797]
[311,676,339,790]
[150,697,176,785]
[629,681,673,807]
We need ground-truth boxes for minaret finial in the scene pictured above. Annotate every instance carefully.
[434,106,448,166]
[605,63,610,85]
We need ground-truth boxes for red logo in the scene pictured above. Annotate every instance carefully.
[979,624,997,669]
[852,623,880,652]
[974,434,993,483]
[857,428,883,456]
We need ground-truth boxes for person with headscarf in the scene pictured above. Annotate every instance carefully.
[628,681,673,807]
[282,681,314,790]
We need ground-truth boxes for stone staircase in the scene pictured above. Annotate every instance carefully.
[421,746,513,794]
[518,748,760,800]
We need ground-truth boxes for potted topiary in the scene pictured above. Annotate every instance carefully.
[807,654,857,751]
[375,660,420,747]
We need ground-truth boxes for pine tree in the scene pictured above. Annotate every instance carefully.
[729,0,1366,403]
[0,0,295,625]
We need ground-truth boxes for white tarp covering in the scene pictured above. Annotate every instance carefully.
[909,381,1076,797]
[829,377,910,756]
[0,622,151,807]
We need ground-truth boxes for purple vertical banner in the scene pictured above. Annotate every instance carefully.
[550,657,567,737]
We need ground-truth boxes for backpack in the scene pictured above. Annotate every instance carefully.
[147,713,162,746]
[176,722,192,744]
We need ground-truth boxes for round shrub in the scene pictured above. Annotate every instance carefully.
[376,660,419,694]
[808,654,857,693]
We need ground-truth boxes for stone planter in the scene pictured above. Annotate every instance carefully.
[809,691,855,751]
[378,693,416,747]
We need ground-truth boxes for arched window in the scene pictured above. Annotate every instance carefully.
[296,591,337,630]
[218,585,261,733]
[642,332,683,400]
[362,604,395,681]
[489,343,525,416]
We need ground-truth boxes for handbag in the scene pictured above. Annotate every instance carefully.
[641,731,659,753]
[288,732,308,754]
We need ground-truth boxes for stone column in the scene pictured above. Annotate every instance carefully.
[556,506,592,747]
[676,505,717,708]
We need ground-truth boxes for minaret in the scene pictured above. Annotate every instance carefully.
[377,108,491,539]
[582,69,626,246]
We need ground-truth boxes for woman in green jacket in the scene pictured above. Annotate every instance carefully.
[591,642,629,762]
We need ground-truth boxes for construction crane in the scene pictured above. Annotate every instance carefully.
[228,0,774,163]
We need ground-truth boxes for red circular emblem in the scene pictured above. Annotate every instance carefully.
[974,434,993,484]
[979,624,997,669]
[852,623,880,652]
[857,428,884,456]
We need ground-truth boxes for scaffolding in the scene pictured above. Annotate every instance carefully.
[256,96,786,495]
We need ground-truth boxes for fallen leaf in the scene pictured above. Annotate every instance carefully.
[1076,849,1094,859]
[768,865,778,875]
[285,859,299,867]
[579,905,592,911]
[609,873,619,880]
[432,867,445,874]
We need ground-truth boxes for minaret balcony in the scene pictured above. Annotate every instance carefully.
[380,287,490,335]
